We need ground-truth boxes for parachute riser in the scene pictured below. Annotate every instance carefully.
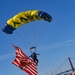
[30,46,36,53]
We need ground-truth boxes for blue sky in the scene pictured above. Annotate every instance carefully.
[0,0,75,75]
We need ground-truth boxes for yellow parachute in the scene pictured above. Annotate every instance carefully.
[2,10,52,34]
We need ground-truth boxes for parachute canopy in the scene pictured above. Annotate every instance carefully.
[2,10,52,34]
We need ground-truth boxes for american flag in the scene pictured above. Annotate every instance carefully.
[12,44,38,75]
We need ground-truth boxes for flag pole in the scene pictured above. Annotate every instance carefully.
[11,43,15,47]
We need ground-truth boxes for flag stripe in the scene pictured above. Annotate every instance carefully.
[12,45,38,75]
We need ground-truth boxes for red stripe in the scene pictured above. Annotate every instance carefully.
[12,46,38,75]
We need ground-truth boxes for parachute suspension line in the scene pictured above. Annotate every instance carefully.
[32,24,38,49]
[12,31,30,50]
[29,23,49,51]
[19,25,32,48]
[20,24,37,50]
[32,25,36,47]
[13,25,37,51]
[36,24,48,47]
[26,24,37,53]
[17,24,38,51]
[29,23,45,52]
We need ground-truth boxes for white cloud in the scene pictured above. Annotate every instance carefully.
[38,39,75,51]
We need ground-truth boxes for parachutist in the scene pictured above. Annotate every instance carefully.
[29,52,40,66]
